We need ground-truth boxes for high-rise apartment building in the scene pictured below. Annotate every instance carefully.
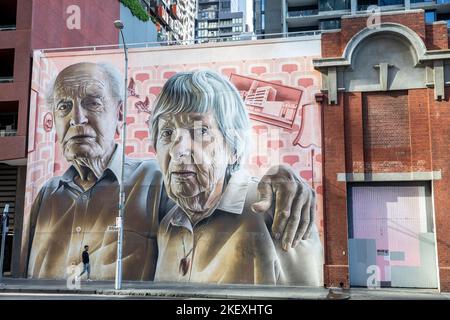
[254,0,450,35]
[146,0,197,43]
[196,0,246,42]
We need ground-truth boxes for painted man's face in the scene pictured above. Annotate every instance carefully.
[52,64,121,162]
[156,112,235,214]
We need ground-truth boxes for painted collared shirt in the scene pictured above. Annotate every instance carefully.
[154,170,324,286]
[27,145,165,280]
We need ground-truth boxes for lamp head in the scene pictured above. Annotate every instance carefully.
[114,20,124,30]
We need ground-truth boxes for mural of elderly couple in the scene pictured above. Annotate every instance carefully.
[23,39,324,285]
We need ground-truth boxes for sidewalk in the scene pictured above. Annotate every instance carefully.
[1,278,450,300]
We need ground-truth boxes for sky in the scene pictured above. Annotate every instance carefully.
[244,0,254,32]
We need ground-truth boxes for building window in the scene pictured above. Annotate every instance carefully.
[199,11,218,19]
[221,1,231,11]
[319,0,351,12]
[200,4,218,12]
[425,10,437,24]
[0,101,18,136]
[232,26,243,33]
[379,0,404,5]
[319,18,341,30]
[208,30,218,37]
[0,49,14,83]
[357,0,377,11]
[221,19,232,26]
[198,30,208,37]
[198,21,208,29]
[0,0,17,30]
[437,12,450,27]
[220,27,232,34]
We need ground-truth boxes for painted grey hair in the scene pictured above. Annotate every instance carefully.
[150,70,251,173]
[45,62,124,110]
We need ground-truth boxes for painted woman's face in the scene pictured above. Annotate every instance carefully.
[156,112,234,216]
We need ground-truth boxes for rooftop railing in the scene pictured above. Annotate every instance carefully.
[40,30,322,53]
[288,9,319,18]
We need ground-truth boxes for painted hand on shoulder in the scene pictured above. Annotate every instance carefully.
[251,165,316,251]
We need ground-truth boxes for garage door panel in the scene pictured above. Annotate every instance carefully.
[348,183,438,288]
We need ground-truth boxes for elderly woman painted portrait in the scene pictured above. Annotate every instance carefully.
[150,70,323,285]
[25,62,318,281]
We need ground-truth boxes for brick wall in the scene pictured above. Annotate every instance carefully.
[425,22,449,50]
[429,87,450,292]
[320,11,450,291]
[322,93,349,288]
[344,92,364,173]
[363,91,412,173]
[321,31,341,58]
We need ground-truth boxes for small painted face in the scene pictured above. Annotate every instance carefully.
[156,112,235,210]
[52,64,121,162]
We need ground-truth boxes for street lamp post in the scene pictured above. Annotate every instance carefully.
[0,204,9,284]
[114,20,128,290]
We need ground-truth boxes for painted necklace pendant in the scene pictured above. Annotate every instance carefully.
[179,257,190,276]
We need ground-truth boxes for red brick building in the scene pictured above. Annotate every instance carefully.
[314,10,450,291]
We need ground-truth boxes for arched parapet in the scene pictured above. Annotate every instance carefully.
[343,23,427,66]
[313,22,450,102]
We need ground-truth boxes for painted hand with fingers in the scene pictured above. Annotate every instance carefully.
[251,165,316,251]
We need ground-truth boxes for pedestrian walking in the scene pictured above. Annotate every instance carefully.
[77,245,92,281]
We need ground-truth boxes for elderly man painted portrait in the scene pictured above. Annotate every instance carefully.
[151,70,323,285]
[26,62,317,281]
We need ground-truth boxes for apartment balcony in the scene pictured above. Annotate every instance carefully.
[169,4,180,19]
[198,14,219,20]
[287,8,346,29]
[357,0,403,11]
[219,31,241,37]
[411,0,450,15]
[287,0,318,6]
[355,0,450,13]
[288,9,319,17]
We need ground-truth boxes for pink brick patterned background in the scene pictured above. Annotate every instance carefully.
[25,48,324,241]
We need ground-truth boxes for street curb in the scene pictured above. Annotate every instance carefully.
[0,287,97,295]
[0,288,330,299]
[95,289,328,299]
[0,287,338,299]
